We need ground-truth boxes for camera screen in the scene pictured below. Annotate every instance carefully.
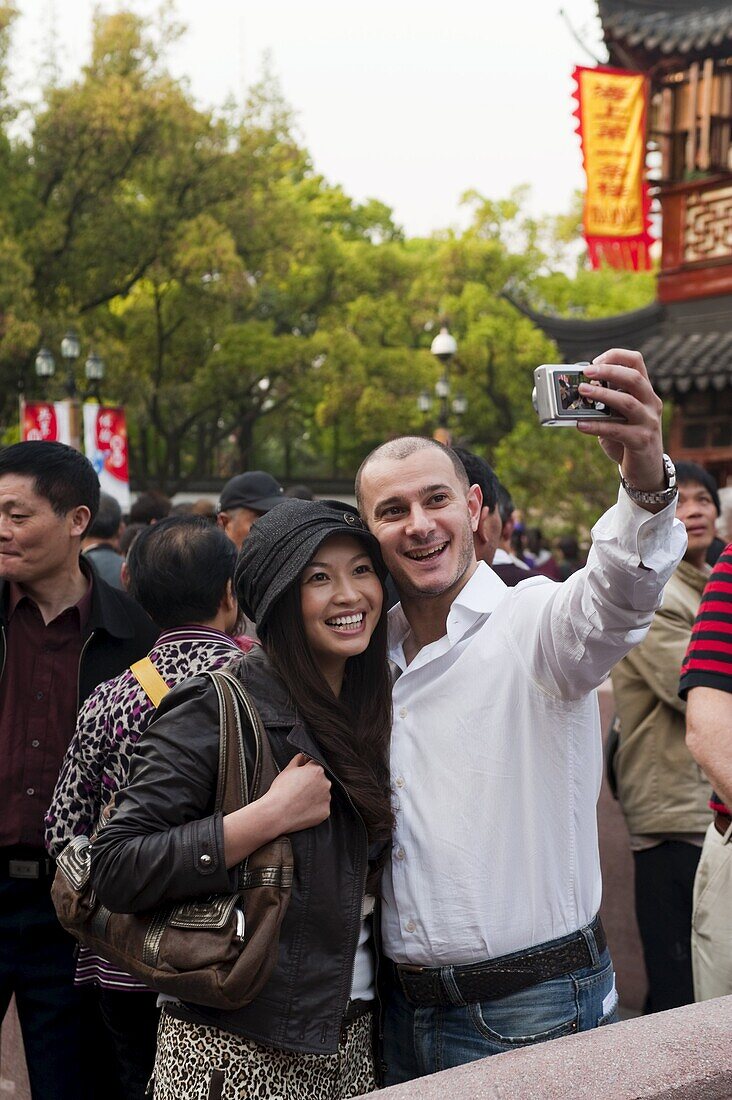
[555,372,610,414]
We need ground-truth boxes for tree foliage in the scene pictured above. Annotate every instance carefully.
[0,8,657,530]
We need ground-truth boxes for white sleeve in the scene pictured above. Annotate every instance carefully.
[505,488,688,700]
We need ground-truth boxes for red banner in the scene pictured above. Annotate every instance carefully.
[83,405,130,511]
[572,65,653,271]
[21,401,72,444]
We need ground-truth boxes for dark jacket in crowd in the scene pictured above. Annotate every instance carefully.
[0,572,158,709]
[90,646,370,1055]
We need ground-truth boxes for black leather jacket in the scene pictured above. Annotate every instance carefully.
[90,646,371,1055]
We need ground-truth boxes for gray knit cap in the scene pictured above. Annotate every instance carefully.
[234,498,384,627]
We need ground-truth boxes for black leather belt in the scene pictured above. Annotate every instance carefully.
[0,847,55,881]
[396,916,607,1007]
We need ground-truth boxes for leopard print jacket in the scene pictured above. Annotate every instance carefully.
[45,628,244,858]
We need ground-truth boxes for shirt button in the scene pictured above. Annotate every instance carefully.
[395,776,405,789]
[31,740,40,748]
[398,707,408,719]
[199,854,212,867]
[405,919,416,933]
[35,691,44,701]
[395,847,406,861]
[26,788,35,796]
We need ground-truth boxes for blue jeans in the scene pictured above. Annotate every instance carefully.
[382,944,617,1085]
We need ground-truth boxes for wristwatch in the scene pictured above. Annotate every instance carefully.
[619,453,677,507]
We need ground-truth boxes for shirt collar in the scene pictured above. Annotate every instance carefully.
[8,562,93,630]
[154,625,241,648]
[388,561,508,663]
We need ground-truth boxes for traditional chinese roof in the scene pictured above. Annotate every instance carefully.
[506,292,732,395]
[599,1,732,66]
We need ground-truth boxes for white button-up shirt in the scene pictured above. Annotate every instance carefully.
[382,489,686,965]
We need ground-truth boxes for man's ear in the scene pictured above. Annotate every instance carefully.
[70,505,92,538]
[217,511,229,532]
[467,484,482,533]
[475,506,492,546]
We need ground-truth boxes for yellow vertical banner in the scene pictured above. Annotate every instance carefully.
[572,65,653,271]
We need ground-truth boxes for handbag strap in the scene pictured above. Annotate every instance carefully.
[129,657,170,707]
[205,669,279,816]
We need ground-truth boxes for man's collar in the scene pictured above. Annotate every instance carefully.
[387,561,508,657]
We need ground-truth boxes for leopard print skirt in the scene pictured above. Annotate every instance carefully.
[151,1007,376,1100]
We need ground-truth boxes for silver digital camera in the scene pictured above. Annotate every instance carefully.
[532,364,626,427]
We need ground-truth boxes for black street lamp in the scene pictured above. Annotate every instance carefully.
[32,332,107,449]
[60,329,82,397]
[417,324,467,443]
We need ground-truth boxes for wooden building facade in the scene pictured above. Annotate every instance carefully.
[514,1,732,485]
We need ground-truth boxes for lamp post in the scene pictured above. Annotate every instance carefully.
[417,324,467,445]
[32,333,106,450]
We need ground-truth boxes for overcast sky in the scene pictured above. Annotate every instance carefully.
[9,0,608,236]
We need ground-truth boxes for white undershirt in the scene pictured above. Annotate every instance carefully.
[349,895,376,1001]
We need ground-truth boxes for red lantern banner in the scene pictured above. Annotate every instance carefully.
[572,65,653,271]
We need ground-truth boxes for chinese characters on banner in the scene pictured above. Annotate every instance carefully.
[572,65,653,271]
[21,401,71,444]
[83,405,131,512]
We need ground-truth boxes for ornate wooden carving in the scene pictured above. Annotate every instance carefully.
[684,185,732,263]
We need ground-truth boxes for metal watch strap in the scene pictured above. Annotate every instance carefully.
[619,453,677,506]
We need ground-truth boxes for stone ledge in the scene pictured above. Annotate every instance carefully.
[362,995,732,1099]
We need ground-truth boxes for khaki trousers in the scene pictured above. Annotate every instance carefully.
[692,819,732,1002]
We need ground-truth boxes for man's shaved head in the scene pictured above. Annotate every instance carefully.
[355,436,469,515]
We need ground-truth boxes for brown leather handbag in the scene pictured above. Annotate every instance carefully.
[51,669,293,1010]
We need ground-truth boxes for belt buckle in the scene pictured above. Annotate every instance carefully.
[8,859,40,880]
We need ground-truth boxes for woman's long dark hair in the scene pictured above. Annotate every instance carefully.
[259,573,393,890]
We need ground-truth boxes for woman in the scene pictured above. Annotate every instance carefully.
[46,516,247,1100]
[90,499,393,1100]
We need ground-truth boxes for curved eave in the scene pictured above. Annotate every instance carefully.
[600,3,732,65]
[504,293,732,397]
[503,292,665,350]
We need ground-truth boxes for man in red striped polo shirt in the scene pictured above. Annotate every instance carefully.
[680,542,732,1001]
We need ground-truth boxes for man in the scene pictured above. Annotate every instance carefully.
[611,462,719,1012]
[0,441,158,1100]
[452,448,502,566]
[216,470,285,551]
[82,492,125,588]
[128,489,171,525]
[490,483,542,586]
[680,541,732,1002]
[355,350,686,1083]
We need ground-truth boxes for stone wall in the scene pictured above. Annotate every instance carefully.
[362,995,732,1099]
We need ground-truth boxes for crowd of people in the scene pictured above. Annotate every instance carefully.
[0,347,730,1100]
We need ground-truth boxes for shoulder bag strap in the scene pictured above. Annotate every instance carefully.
[129,657,170,707]
[206,670,250,816]
[212,669,280,799]
[205,668,279,814]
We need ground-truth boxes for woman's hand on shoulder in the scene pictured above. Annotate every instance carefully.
[264,753,332,833]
